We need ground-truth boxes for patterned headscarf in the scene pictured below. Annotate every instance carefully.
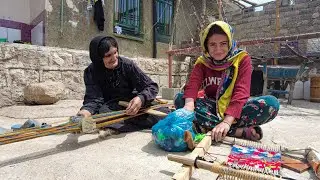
[198,21,243,70]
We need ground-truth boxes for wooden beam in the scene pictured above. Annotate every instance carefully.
[274,0,281,65]
[230,0,246,9]
[172,132,212,180]
[239,0,257,6]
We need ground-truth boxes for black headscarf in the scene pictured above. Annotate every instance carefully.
[89,36,119,86]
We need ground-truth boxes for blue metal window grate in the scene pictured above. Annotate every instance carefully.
[114,0,141,37]
[155,0,173,43]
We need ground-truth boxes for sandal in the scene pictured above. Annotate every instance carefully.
[241,126,263,141]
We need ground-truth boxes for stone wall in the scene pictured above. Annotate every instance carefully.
[0,43,188,107]
[224,0,320,70]
[226,0,320,41]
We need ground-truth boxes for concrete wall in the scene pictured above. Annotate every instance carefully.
[45,0,154,57]
[29,0,46,46]
[0,0,30,24]
[0,43,189,107]
[44,0,207,58]
[29,0,46,23]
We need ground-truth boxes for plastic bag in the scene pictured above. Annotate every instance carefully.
[151,108,195,152]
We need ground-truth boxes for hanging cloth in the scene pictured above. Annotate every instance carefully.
[93,0,105,31]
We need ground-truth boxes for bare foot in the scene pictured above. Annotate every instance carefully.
[233,127,261,141]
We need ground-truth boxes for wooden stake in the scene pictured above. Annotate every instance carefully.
[172,132,212,180]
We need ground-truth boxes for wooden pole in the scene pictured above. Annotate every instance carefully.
[274,0,280,65]
[218,0,223,21]
[118,101,168,117]
[0,123,79,145]
[172,132,212,180]
[166,32,320,56]
[240,0,258,6]
[202,0,206,17]
[168,54,173,88]
[168,0,181,88]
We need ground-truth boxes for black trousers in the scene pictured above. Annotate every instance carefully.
[98,102,171,132]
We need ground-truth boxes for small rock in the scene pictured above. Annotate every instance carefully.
[23,81,66,105]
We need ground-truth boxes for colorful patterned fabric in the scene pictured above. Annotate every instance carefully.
[174,93,280,133]
[227,144,281,176]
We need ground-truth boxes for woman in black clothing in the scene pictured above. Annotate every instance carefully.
[77,36,168,132]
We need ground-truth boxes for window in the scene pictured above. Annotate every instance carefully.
[155,0,173,43]
[114,0,142,37]
[254,6,263,12]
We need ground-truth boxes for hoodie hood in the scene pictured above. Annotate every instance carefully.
[200,21,239,61]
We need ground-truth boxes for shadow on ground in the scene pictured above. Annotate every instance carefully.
[0,133,126,168]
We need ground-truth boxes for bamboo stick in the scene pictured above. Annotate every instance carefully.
[118,101,168,117]
[0,110,126,139]
[0,124,80,145]
[0,123,74,141]
[0,103,172,146]
[96,112,146,129]
[0,128,80,145]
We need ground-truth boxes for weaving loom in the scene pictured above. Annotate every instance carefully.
[226,144,281,176]
[0,100,171,146]
[168,131,320,180]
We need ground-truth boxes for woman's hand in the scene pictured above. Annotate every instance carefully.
[77,109,92,118]
[211,115,234,142]
[126,96,142,115]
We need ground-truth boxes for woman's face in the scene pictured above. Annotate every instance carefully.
[207,34,229,61]
[103,47,119,69]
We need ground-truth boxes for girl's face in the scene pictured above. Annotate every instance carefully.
[207,34,229,61]
[103,47,119,69]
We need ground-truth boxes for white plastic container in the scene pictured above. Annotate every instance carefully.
[293,80,304,100]
[304,80,310,100]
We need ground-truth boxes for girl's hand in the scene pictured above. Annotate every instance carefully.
[183,98,195,111]
[211,115,234,142]
[211,121,231,142]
